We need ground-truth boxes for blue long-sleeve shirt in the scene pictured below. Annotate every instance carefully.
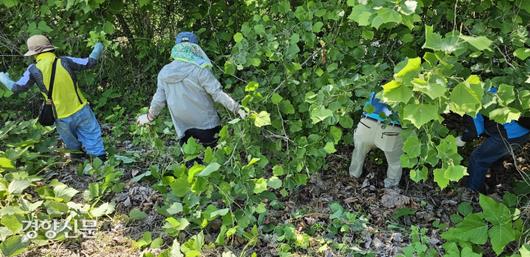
[363,92,400,124]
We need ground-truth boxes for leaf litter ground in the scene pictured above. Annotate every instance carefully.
[19,142,529,257]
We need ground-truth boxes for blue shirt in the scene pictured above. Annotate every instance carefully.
[472,87,529,139]
[363,92,400,124]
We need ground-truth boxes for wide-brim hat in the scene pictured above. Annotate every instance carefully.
[24,35,55,56]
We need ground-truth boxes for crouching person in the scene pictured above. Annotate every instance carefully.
[137,32,246,150]
[349,89,403,188]
[0,35,107,161]
[457,97,530,195]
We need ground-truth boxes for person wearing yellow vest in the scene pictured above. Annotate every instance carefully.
[0,35,106,160]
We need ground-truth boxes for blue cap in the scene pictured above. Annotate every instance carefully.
[175,32,198,44]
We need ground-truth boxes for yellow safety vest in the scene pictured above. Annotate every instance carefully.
[35,52,88,119]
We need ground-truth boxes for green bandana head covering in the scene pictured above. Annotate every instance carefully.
[170,42,212,68]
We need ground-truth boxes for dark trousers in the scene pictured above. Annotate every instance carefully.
[179,126,221,147]
[179,126,221,167]
[467,133,529,192]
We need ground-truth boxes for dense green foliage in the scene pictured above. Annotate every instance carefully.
[1,0,530,256]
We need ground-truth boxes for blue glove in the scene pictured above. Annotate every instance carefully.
[0,72,15,90]
[89,42,104,60]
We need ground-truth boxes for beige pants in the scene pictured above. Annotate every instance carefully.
[349,117,403,188]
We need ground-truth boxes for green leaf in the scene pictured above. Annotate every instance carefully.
[412,78,447,100]
[489,223,516,255]
[272,165,285,176]
[51,181,79,202]
[8,180,30,195]
[129,208,148,220]
[312,21,324,32]
[444,165,467,181]
[441,213,488,244]
[323,142,336,154]
[37,21,53,33]
[0,157,15,170]
[457,202,473,216]
[224,61,236,75]
[268,176,282,189]
[371,8,402,29]
[0,236,29,257]
[433,168,449,189]
[409,167,428,183]
[395,57,421,79]
[403,104,440,128]
[520,244,530,257]
[170,176,190,197]
[479,194,512,225]
[513,48,530,60]
[348,5,372,26]
[518,90,530,107]
[245,81,259,92]
[382,80,413,103]
[489,107,521,124]
[460,34,492,51]
[197,162,221,177]
[329,126,342,144]
[271,93,283,104]
[102,21,115,34]
[90,202,115,217]
[339,115,354,128]
[151,237,164,249]
[461,246,481,257]
[254,24,265,35]
[168,239,184,257]
[210,208,229,219]
[310,106,333,124]
[139,0,151,7]
[253,111,271,127]
[497,84,515,106]
[166,202,183,215]
[233,32,244,43]
[1,0,18,8]
[423,26,459,53]
[253,178,268,194]
[448,81,483,116]
[402,134,421,157]
[1,215,22,234]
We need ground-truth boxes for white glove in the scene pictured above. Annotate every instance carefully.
[455,136,466,147]
[137,114,151,126]
[237,109,247,119]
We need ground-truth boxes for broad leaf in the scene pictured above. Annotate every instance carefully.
[433,168,449,189]
[489,223,516,255]
[403,103,440,128]
[441,213,488,244]
[382,80,413,103]
[253,111,271,127]
[197,162,221,177]
[460,34,492,51]
[479,194,512,225]
[371,8,402,29]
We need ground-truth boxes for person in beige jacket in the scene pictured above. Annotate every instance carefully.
[137,32,245,147]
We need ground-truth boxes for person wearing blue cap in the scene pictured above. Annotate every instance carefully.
[349,81,404,188]
[137,32,246,149]
[0,35,107,161]
[457,87,530,196]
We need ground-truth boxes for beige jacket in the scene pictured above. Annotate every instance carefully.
[149,61,239,139]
